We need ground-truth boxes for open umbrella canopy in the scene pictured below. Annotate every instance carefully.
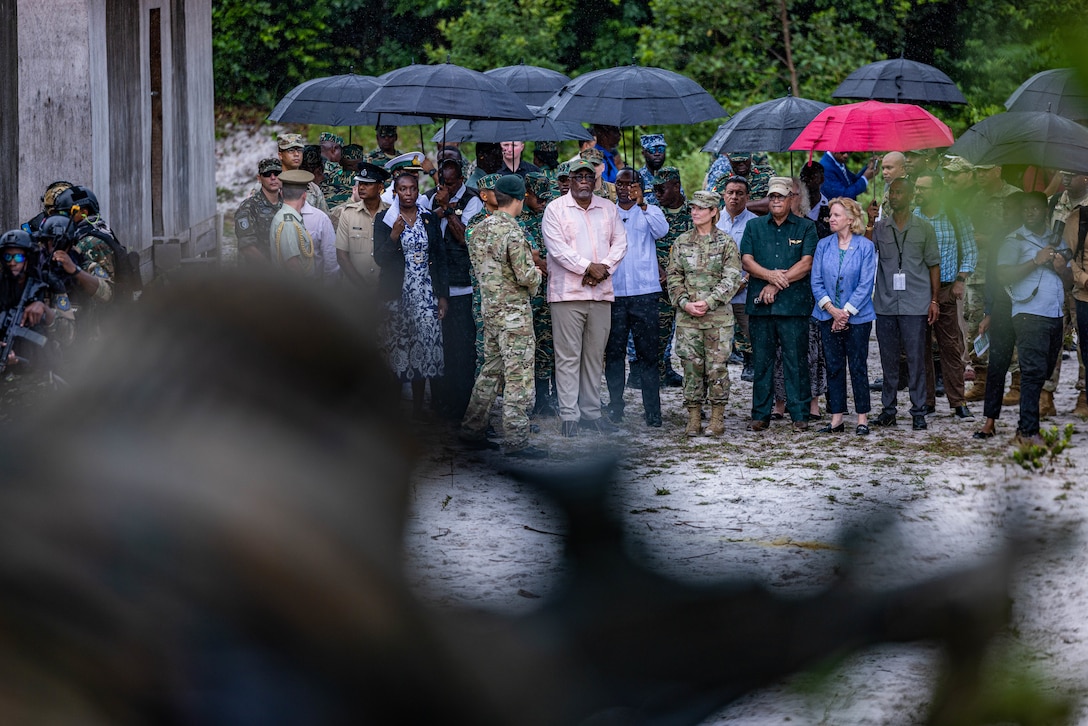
[947,111,1088,174]
[540,64,727,126]
[430,106,591,143]
[357,62,534,121]
[832,58,967,105]
[702,95,828,154]
[1004,68,1088,121]
[790,100,954,153]
[268,74,432,127]
[484,64,571,107]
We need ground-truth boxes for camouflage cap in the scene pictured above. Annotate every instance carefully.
[545,181,562,200]
[524,172,552,199]
[258,158,283,175]
[279,170,314,186]
[580,147,605,165]
[376,125,398,137]
[942,155,974,173]
[319,132,344,146]
[477,173,502,191]
[712,174,749,196]
[534,141,558,153]
[277,133,306,151]
[555,161,572,179]
[640,133,666,149]
[342,144,366,161]
[727,152,752,162]
[690,190,721,209]
[651,166,681,185]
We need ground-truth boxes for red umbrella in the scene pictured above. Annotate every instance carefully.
[789,100,954,153]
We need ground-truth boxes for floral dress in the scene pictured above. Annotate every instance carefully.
[382,215,444,381]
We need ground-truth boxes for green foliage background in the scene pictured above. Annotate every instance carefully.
[213,0,1086,192]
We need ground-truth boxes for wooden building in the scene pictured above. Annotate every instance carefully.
[1,0,217,278]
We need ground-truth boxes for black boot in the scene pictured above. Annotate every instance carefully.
[533,378,556,417]
[741,352,754,382]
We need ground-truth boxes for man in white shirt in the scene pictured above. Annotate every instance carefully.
[715,175,759,381]
[604,168,669,427]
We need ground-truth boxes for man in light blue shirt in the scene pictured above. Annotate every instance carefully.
[996,191,1073,443]
[605,167,670,427]
[716,175,759,381]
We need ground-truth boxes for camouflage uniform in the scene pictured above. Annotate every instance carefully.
[460,211,543,453]
[964,181,1019,374]
[666,228,743,405]
[465,176,498,374]
[73,229,116,303]
[521,173,555,382]
[746,165,775,200]
[234,191,281,262]
[366,148,400,166]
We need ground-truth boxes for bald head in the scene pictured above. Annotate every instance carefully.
[881,152,906,184]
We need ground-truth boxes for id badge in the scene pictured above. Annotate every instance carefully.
[893,272,906,291]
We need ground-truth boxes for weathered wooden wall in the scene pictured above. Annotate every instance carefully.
[0,0,16,229]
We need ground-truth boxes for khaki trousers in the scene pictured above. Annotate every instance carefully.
[551,300,611,422]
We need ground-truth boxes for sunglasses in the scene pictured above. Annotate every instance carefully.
[260,170,281,178]
[3,252,27,263]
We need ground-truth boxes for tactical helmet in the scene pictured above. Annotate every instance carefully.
[55,185,100,217]
[0,229,36,251]
[38,215,74,241]
[42,180,74,215]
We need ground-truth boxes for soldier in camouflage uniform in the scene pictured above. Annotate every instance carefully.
[234,158,282,264]
[459,175,546,459]
[666,190,743,437]
[466,174,500,374]
[520,172,557,414]
[651,166,692,387]
[581,148,617,202]
[366,125,401,166]
[728,152,775,202]
[277,133,329,213]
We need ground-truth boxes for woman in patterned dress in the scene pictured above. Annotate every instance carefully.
[374,171,448,418]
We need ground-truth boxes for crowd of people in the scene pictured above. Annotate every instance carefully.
[219,124,1088,459]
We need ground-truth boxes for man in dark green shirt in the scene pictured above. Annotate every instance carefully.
[740,176,819,430]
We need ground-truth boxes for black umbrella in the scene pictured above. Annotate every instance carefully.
[1004,68,1088,121]
[947,111,1088,173]
[269,74,432,127]
[430,106,591,143]
[483,64,571,107]
[356,62,534,121]
[832,58,967,105]
[540,64,727,126]
[701,95,827,154]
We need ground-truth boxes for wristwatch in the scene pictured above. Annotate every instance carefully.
[956,273,968,283]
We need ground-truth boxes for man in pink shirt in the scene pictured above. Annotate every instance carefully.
[542,159,628,436]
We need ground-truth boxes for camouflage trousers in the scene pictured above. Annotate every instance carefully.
[732,303,751,355]
[472,280,484,378]
[532,294,554,381]
[964,280,987,371]
[461,316,536,451]
[675,319,733,406]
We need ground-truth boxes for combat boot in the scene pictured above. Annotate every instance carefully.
[740,352,754,382]
[533,379,556,417]
[1002,372,1020,406]
[964,369,987,402]
[685,405,703,437]
[708,404,726,436]
[1039,389,1056,418]
[1073,390,1088,417]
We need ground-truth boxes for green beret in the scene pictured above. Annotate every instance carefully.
[495,174,526,200]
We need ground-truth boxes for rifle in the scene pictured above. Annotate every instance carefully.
[0,279,49,376]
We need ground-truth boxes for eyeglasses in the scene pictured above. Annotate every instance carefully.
[615,179,641,187]
[3,252,27,263]
[570,173,595,182]
[767,194,792,200]
[260,170,280,178]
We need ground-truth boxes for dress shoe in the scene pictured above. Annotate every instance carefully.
[869,378,884,392]
[770,412,785,420]
[581,416,619,434]
[806,413,823,422]
[953,405,974,419]
[817,422,845,433]
[924,404,936,414]
[874,411,897,427]
[605,403,624,423]
[561,420,579,438]
[912,415,928,430]
[746,419,769,432]
[741,362,755,382]
[505,445,548,459]
[855,424,870,436]
[972,429,995,440]
[645,412,662,427]
[792,420,809,432]
[663,368,684,387]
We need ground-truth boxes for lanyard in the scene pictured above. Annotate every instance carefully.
[889,223,907,272]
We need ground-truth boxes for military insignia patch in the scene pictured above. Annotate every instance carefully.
[55,294,72,312]
[238,217,250,230]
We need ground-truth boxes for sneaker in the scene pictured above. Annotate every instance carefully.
[505,445,548,459]
[912,415,928,430]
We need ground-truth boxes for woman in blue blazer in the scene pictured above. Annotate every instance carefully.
[810,197,877,435]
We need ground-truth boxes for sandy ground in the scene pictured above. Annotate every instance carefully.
[212,129,1088,723]
[401,347,1088,724]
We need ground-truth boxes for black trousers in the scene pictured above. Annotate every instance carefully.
[605,293,661,418]
[982,300,1015,421]
[1013,312,1063,436]
[432,293,477,421]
